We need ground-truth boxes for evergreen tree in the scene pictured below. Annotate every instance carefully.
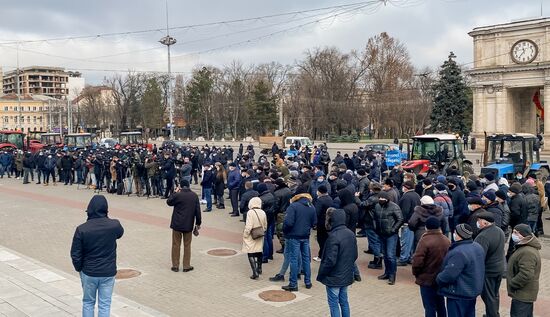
[247,80,278,136]
[430,52,472,135]
[141,77,164,131]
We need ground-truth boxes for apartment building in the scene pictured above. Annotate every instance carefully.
[3,66,69,99]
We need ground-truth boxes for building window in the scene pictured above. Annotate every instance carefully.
[14,117,17,123]
[27,116,30,123]
[3,107,7,111]
[13,107,17,111]
[33,107,36,111]
[33,116,37,124]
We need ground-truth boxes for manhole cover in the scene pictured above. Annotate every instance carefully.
[258,290,296,302]
[207,249,238,256]
[116,269,141,280]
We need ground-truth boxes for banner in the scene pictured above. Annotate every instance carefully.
[533,90,544,119]
[385,150,402,168]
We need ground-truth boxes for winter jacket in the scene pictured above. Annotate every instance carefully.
[70,195,124,277]
[509,192,528,227]
[35,154,46,169]
[399,190,421,222]
[242,198,267,254]
[167,188,202,233]
[434,191,454,218]
[412,229,451,287]
[500,201,511,231]
[44,156,57,170]
[259,190,277,224]
[274,185,292,215]
[448,187,468,221]
[373,201,403,236]
[283,194,317,240]
[60,155,74,170]
[316,209,358,287]
[162,158,176,178]
[180,163,192,179]
[436,239,485,300]
[474,224,505,277]
[507,236,542,302]
[200,169,215,189]
[0,153,11,166]
[484,202,504,229]
[523,187,540,223]
[315,194,333,237]
[227,168,241,190]
[467,207,487,239]
[409,204,447,243]
[239,189,259,214]
[214,171,226,196]
[339,189,358,232]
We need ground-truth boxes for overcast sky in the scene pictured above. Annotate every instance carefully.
[0,0,545,84]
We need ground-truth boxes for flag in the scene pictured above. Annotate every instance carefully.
[533,90,544,119]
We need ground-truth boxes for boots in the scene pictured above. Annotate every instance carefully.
[256,255,263,275]
[388,275,396,285]
[368,256,383,269]
[248,255,259,279]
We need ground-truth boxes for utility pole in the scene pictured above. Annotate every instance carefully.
[159,0,176,140]
[48,100,52,131]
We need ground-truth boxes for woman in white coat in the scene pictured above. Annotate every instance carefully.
[242,197,267,279]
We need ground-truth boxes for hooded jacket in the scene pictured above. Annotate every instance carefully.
[70,195,124,277]
[507,236,542,302]
[316,209,358,287]
[409,204,447,243]
[338,189,359,232]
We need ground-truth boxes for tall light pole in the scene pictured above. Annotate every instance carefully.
[159,0,176,140]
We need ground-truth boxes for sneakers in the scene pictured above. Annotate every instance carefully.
[200,199,207,204]
[312,256,321,262]
[269,274,285,282]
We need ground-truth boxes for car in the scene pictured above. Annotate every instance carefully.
[99,138,119,149]
[367,143,395,153]
[161,140,184,149]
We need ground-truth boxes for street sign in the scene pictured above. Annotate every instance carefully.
[385,150,402,167]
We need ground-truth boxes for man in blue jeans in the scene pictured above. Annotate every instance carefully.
[317,208,358,317]
[71,195,124,317]
[282,185,317,292]
[200,163,215,212]
[374,191,403,285]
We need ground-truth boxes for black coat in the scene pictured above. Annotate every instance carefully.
[259,191,277,224]
[70,195,124,277]
[315,194,334,236]
[317,209,358,287]
[374,201,403,236]
[167,188,202,232]
[399,190,421,222]
[509,193,528,227]
[240,189,259,214]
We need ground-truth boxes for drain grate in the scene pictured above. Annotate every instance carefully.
[116,269,141,280]
[258,290,297,302]
[207,248,238,256]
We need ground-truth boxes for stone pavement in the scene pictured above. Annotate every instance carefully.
[0,178,550,316]
[0,245,167,316]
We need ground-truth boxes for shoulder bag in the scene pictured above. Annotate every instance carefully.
[250,209,265,240]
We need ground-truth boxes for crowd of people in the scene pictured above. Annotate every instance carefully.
[4,141,545,317]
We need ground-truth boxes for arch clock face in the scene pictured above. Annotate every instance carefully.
[511,39,538,64]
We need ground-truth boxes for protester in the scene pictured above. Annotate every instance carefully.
[167,179,202,273]
[70,195,124,317]
[374,191,403,285]
[436,223,485,317]
[507,224,542,317]
[412,216,450,317]
[242,197,267,279]
[317,208,358,317]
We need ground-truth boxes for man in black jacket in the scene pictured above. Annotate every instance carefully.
[70,195,124,317]
[317,208,358,317]
[167,179,202,272]
[397,181,421,266]
[200,163,215,212]
[507,183,528,259]
[374,191,404,285]
[239,181,259,222]
[314,185,333,261]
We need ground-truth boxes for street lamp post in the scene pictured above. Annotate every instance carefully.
[159,1,176,140]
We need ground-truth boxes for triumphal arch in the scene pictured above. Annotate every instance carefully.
[469,18,550,147]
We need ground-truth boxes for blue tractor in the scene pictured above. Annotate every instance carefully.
[480,133,549,181]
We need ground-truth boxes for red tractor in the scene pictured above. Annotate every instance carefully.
[0,130,44,153]
[402,134,474,175]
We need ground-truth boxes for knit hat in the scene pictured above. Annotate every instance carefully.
[343,173,353,183]
[466,180,478,191]
[477,211,495,223]
[317,185,328,194]
[423,178,432,186]
[357,169,366,176]
[180,179,190,188]
[435,183,446,191]
[294,184,309,196]
[378,191,390,201]
[509,183,522,194]
[436,175,447,184]
[467,196,484,206]
[455,223,473,240]
[257,183,268,194]
[514,224,533,237]
[274,178,287,188]
[485,173,495,182]
[425,216,440,230]
[495,190,507,201]
[420,195,434,205]
[482,190,496,202]
[384,178,394,187]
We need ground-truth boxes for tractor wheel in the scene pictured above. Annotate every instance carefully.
[462,162,474,175]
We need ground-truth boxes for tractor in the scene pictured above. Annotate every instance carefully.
[63,133,94,151]
[40,133,64,150]
[480,133,549,181]
[0,130,43,153]
[119,131,153,150]
[402,134,474,175]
